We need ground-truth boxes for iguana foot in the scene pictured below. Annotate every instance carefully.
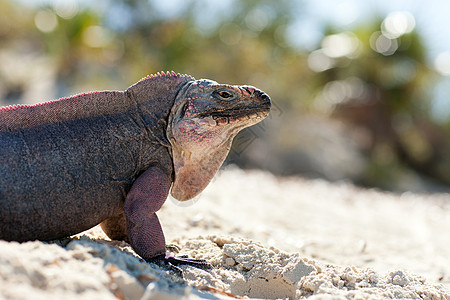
[149,252,212,274]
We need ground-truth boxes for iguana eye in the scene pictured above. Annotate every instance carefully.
[216,91,233,100]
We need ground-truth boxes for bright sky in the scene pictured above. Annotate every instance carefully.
[299,0,450,59]
[291,0,450,122]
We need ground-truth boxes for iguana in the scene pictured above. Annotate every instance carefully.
[0,71,271,269]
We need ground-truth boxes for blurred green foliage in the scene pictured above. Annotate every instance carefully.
[1,0,449,191]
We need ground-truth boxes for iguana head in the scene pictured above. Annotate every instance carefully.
[168,79,271,201]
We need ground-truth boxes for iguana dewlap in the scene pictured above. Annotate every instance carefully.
[0,71,271,266]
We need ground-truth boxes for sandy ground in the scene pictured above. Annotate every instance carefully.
[1,166,449,299]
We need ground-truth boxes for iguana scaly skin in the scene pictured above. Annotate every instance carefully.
[0,71,271,267]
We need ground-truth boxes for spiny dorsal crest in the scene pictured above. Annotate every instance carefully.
[0,71,195,112]
[138,71,195,83]
[0,91,101,113]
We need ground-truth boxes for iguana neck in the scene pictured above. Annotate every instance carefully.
[168,125,240,201]
[126,72,194,107]
[126,73,194,149]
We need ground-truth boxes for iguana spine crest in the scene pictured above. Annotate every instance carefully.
[138,71,195,83]
[0,71,193,112]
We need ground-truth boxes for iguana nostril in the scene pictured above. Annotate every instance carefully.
[241,86,255,96]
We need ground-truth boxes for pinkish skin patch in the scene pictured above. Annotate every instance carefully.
[184,99,202,118]
[173,117,220,151]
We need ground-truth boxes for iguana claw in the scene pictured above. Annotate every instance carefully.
[149,252,212,274]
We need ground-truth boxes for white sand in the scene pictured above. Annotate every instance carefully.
[1,166,449,299]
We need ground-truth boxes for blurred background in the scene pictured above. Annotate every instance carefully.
[1,0,449,193]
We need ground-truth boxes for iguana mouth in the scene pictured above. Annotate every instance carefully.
[208,108,270,126]
[180,104,270,126]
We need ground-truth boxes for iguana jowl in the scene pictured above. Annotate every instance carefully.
[0,71,271,267]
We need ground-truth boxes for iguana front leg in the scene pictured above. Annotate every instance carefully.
[123,166,211,270]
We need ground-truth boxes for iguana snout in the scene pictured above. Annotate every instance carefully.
[167,79,271,201]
